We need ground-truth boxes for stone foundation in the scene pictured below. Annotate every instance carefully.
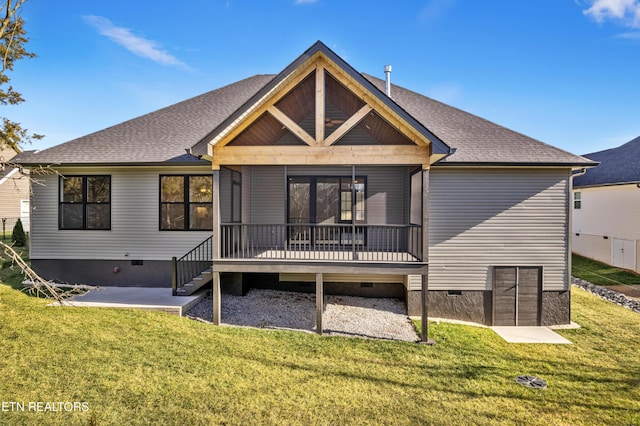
[541,290,571,325]
[407,289,572,326]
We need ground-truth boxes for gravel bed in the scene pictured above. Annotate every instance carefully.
[186,288,419,342]
[572,277,640,314]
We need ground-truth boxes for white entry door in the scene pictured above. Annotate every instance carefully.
[612,238,635,271]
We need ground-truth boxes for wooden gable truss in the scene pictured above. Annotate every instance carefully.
[208,52,434,169]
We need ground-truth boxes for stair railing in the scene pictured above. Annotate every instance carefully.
[172,236,213,296]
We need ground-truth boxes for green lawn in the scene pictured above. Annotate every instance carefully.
[573,253,640,286]
[0,245,29,291]
[0,280,639,425]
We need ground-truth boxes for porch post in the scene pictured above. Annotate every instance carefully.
[351,165,356,259]
[421,168,434,344]
[212,169,221,326]
[213,272,221,325]
[212,169,221,260]
[422,168,429,264]
[316,273,323,335]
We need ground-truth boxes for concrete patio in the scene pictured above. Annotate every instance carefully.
[52,287,205,316]
[491,326,574,344]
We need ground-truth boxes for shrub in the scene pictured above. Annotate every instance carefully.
[12,218,26,247]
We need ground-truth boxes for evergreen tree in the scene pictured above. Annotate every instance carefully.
[12,217,25,246]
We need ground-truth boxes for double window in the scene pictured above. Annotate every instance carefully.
[59,176,111,230]
[160,175,213,230]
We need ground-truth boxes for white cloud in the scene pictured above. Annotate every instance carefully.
[83,15,189,69]
[583,0,640,28]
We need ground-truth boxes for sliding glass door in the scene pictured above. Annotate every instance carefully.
[287,176,365,246]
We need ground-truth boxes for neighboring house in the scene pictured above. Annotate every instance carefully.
[16,41,594,329]
[0,146,30,233]
[573,136,640,273]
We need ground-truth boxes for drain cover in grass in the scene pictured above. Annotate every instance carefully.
[515,375,547,389]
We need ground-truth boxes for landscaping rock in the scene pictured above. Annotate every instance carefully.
[571,277,640,314]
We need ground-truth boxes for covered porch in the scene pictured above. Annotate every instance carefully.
[207,163,431,341]
[195,44,449,343]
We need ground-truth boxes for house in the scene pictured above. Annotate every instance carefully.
[573,136,640,272]
[16,41,594,333]
[0,146,30,235]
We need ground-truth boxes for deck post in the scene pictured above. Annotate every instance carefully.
[212,169,221,326]
[213,271,221,325]
[171,256,178,296]
[420,274,433,344]
[316,273,323,335]
[420,168,434,344]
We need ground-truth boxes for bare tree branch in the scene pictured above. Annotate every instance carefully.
[1,240,91,303]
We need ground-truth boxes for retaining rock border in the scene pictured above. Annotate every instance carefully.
[571,277,640,314]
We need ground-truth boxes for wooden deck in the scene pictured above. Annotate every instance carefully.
[231,248,419,262]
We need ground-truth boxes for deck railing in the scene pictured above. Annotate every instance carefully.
[220,223,422,262]
[172,236,213,295]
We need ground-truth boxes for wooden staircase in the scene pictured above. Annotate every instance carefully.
[172,236,213,296]
[175,268,213,296]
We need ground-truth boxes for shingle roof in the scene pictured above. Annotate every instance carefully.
[17,42,593,168]
[363,75,593,166]
[17,75,275,166]
[573,136,640,187]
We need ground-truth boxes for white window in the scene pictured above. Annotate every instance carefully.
[574,191,581,209]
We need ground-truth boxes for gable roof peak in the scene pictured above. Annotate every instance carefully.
[191,40,451,157]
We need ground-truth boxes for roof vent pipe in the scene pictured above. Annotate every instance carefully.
[384,65,392,98]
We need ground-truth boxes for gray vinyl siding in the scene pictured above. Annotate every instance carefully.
[406,274,422,291]
[30,167,212,261]
[428,168,569,291]
[247,165,409,225]
[220,168,232,223]
[0,169,29,218]
[241,166,251,224]
[249,166,286,224]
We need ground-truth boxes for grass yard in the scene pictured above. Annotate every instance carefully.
[0,245,29,291]
[0,279,639,425]
[573,253,640,299]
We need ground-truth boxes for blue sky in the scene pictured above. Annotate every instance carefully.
[8,0,640,155]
